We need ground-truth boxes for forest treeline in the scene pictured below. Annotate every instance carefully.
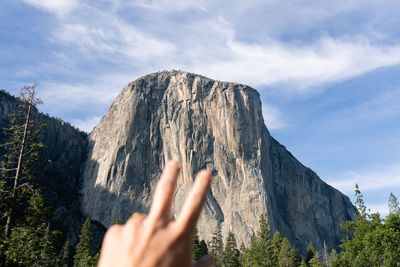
[0,87,399,266]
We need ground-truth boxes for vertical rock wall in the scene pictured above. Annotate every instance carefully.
[82,71,356,255]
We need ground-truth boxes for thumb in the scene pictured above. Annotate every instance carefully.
[193,255,214,267]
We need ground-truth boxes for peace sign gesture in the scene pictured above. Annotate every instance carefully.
[98,161,213,267]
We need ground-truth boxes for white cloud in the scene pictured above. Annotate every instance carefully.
[21,0,78,16]
[368,203,389,217]
[31,0,400,96]
[189,33,400,92]
[132,0,207,11]
[15,0,400,133]
[327,164,400,194]
[52,20,176,62]
[262,103,287,130]
[72,116,102,133]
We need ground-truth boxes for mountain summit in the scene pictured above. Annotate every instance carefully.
[81,70,356,255]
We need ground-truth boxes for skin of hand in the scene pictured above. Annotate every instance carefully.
[98,160,213,267]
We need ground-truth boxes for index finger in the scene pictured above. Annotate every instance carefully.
[176,170,212,233]
[148,161,181,225]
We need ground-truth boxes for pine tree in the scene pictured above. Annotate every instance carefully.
[354,183,367,219]
[299,260,308,267]
[241,214,275,267]
[388,192,400,215]
[193,228,209,262]
[1,85,45,238]
[223,230,240,267]
[112,215,124,225]
[272,231,283,264]
[278,237,298,267]
[322,241,333,267]
[305,242,317,264]
[328,249,337,267]
[254,214,275,266]
[332,187,400,266]
[3,191,61,266]
[60,240,71,267]
[74,218,95,267]
[210,222,224,267]
[308,253,323,267]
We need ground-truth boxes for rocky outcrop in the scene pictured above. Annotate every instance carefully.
[82,70,356,255]
[0,90,104,245]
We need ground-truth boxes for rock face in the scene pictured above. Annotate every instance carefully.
[0,90,105,245]
[82,70,356,255]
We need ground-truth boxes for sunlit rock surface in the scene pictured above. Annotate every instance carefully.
[82,70,356,255]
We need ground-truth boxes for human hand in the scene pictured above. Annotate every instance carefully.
[98,161,213,267]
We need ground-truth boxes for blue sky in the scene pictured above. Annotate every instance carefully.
[1,0,399,216]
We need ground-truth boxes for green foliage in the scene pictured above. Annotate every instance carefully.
[74,218,98,267]
[299,260,308,267]
[112,215,124,225]
[210,222,224,267]
[332,188,400,267]
[388,192,400,215]
[0,86,46,241]
[278,237,300,267]
[305,242,316,263]
[241,215,301,267]
[272,231,283,264]
[354,183,367,219]
[241,215,275,267]
[193,228,208,261]
[305,242,322,267]
[223,231,240,267]
[60,240,71,267]
[3,191,62,266]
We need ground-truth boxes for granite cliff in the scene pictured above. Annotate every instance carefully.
[0,90,105,245]
[81,70,356,255]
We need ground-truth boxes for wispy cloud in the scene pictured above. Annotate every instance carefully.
[189,29,400,92]
[12,0,400,129]
[327,164,400,194]
[21,0,78,16]
[32,1,400,95]
[262,104,287,130]
[132,0,207,11]
[52,21,176,62]
[72,116,103,133]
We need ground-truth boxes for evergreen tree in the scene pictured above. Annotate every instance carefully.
[322,241,334,267]
[0,85,45,238]
[327,249,337,267]
[60,240,71,267]
[308,252,323,267]
[272,231,283,264]
[241,214,275,267]
[112,215,124,225]
[210,222,224,267]
[223,230,240,267]
[278,237,299,267]
[388,192,400,215]
[74,218,97,267]
[240,234,256,267]
[254,214,275,266]
[3,191,61,266]
[332,187,400,266]
[299,260,308,267]
[193,228,208,261]
[305,242,316,263]
[354,183,367,219]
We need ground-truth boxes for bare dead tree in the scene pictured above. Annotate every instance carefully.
[2,85,43,237]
